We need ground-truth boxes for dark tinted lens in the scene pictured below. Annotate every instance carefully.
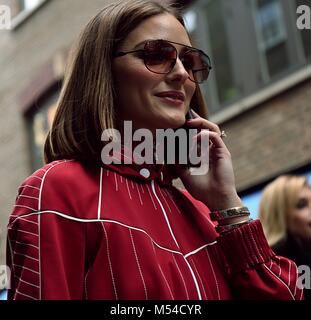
[144,40,176,73]
[182,50,210,83]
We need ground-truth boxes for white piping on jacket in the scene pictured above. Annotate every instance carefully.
[10,210,216,258]
[150,180,202,300]
[263,264,295,300]
[98,168,103,220]
[184,242,217,259]
[38,159,74,299]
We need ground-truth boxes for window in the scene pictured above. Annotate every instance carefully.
[185,0,311,115]
[254,0,289,79]
[204,0,239,106]
[183,0,241,113]
[27,92,58,170]
[256,0,286,50]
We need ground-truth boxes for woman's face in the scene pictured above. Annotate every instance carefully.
[113,13,196,132]
[288,186,311,242]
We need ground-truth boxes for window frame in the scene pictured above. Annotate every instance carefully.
[185,0,311,121]
[26,89,59,171]
[10,0,49,30]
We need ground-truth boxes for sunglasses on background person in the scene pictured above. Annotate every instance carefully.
[114,39,212,84]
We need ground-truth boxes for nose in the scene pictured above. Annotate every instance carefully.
[165,57,190,84]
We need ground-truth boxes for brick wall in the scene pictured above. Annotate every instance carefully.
[222,79,311,191]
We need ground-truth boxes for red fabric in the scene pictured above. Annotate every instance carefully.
[6,159,304,300]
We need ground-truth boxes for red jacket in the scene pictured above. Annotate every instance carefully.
[6,158,303,300]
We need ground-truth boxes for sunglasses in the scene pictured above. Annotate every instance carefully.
[114,39,212,84]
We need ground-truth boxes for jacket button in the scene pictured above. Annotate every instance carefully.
[139,168,150,179]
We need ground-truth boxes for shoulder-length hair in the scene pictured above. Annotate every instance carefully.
[259,175,308,246]
[44,0,208,165]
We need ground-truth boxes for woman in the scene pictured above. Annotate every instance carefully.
[7,0,303,300]
[259,175,311,300]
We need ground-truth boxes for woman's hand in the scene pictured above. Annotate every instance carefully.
[175,111,243,211]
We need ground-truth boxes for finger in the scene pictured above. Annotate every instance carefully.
[208,131,228,149]
[189,110,221,134]
[192,130,230,163]
[189,109,201,118]
[192,130,231,168]
[194,130,227,149]
[186,116,221,135]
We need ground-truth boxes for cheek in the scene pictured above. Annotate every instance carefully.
[113,65,160,120]
[115,62,156,91]
[292,216,306,227]
[288,211,309,231]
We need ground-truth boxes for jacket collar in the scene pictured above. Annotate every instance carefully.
[101,145,177,186]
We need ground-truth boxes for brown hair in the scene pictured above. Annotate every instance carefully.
[259,175,308,246]
[44,0,208,165]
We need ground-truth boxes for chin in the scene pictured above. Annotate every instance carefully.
[163,112,186,128]
[158,117,185,130]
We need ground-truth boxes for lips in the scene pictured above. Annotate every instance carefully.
[155,91,185,102]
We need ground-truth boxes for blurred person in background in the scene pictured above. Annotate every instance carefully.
[259,175,311,300]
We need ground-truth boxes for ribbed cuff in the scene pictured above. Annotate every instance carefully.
[217,219,275,274]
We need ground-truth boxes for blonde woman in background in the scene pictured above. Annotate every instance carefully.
[259,175,311,300]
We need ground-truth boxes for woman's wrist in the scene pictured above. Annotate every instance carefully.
[209,205,252,233]
[203,192,244,211]
[215,218,253,234]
